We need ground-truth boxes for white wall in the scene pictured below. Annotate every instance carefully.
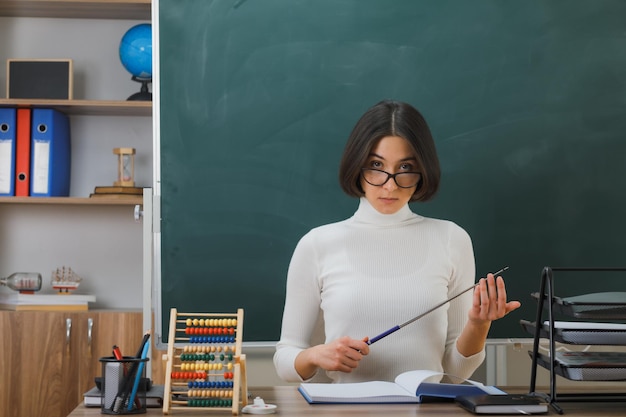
[0,204,144,308]
[0,17,149,101]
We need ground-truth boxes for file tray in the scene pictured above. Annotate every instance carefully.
[520,320,626,345]
[531,292,626,319]
[532,351,626,381]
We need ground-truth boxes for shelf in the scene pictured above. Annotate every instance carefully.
[521,319,626,345]
[531,291,626,319]
[0,196,142,205]
[0,99,151,116]
[534,351,626,381]
[0,0,151,20]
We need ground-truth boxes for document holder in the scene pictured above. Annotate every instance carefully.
[522,267,626,414]
[100,356,149,414]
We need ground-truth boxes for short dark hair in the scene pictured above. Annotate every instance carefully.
[338,99,441,202]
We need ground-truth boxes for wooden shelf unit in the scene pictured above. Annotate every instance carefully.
[0,99,151,116]
[0,0,151,20]
[0,196,143,205]
[0,0,153,203]
[0,5,152,417]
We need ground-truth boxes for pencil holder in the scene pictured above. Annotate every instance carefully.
[100,356,150,415]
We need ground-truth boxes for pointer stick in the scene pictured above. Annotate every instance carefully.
[366,266,510,345]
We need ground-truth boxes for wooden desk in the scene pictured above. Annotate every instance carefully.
[67,386,626,416]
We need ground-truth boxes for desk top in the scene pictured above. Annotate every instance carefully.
[67,386,626,416]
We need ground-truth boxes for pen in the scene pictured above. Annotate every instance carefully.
[366,266,510,345]
[112,344,129,381]
[129,331,151,409]
[127,339,150,411]
[112,345,123,361]
[134,331,151,358]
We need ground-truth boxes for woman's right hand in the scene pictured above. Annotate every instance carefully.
[295,336,370,379]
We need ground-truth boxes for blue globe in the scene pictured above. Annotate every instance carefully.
[119,23,152,79]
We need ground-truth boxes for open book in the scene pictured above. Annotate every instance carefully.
[298,370,506,404]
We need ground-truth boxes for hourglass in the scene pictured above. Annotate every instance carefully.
[113,147,135,187]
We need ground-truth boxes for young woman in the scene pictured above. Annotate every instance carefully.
[274,100,520,383]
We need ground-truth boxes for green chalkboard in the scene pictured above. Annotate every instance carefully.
[158,0,626,343]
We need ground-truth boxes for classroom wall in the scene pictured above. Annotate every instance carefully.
[9,12,626,391]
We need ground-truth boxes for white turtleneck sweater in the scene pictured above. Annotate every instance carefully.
[273,197,485,383]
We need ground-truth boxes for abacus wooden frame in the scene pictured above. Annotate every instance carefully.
[162,308,248,416]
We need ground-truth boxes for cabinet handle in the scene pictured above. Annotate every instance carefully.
[87,317,94,357]
[66,318,72,354]
[134,204,143,221]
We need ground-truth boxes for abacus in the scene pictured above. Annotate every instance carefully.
[162,308,247,415]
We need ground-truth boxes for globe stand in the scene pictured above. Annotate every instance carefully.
[127,76,152,101]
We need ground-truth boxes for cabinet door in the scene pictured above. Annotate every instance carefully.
[75,311,143,401]
[0,311,19,417]
[73,311,99,406]
[0,310,143,417]
[17,311,82,417]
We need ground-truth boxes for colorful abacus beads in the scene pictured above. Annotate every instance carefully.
[171,371,208,380]
[185,327,236,335]
[185,318,237,327]
[187,399,233,408]
[188,380,234,389]
[188,336,236,343]
[171,371,233,379]
[185,386,234,408]
[182,344,234,353]
[179,353,234,361]
[187,389,233,398]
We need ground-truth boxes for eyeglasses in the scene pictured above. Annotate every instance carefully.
[361,168,421,188]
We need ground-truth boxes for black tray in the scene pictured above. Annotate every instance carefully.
[520,319,626,345]
[531,292,626,319]
[532,351,626,381]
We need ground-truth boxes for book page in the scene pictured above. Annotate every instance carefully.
[394,370,445,394]
[300,380,414,400]
[394,369,505,397]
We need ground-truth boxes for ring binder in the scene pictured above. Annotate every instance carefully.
[30,108,71,197]
[0,107,16,196]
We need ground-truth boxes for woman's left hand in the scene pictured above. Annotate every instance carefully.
[468,273,521,324]
[456,273,521,357]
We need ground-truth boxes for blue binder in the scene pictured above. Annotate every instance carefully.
[0,108,17,196]
[30,108,71,197]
